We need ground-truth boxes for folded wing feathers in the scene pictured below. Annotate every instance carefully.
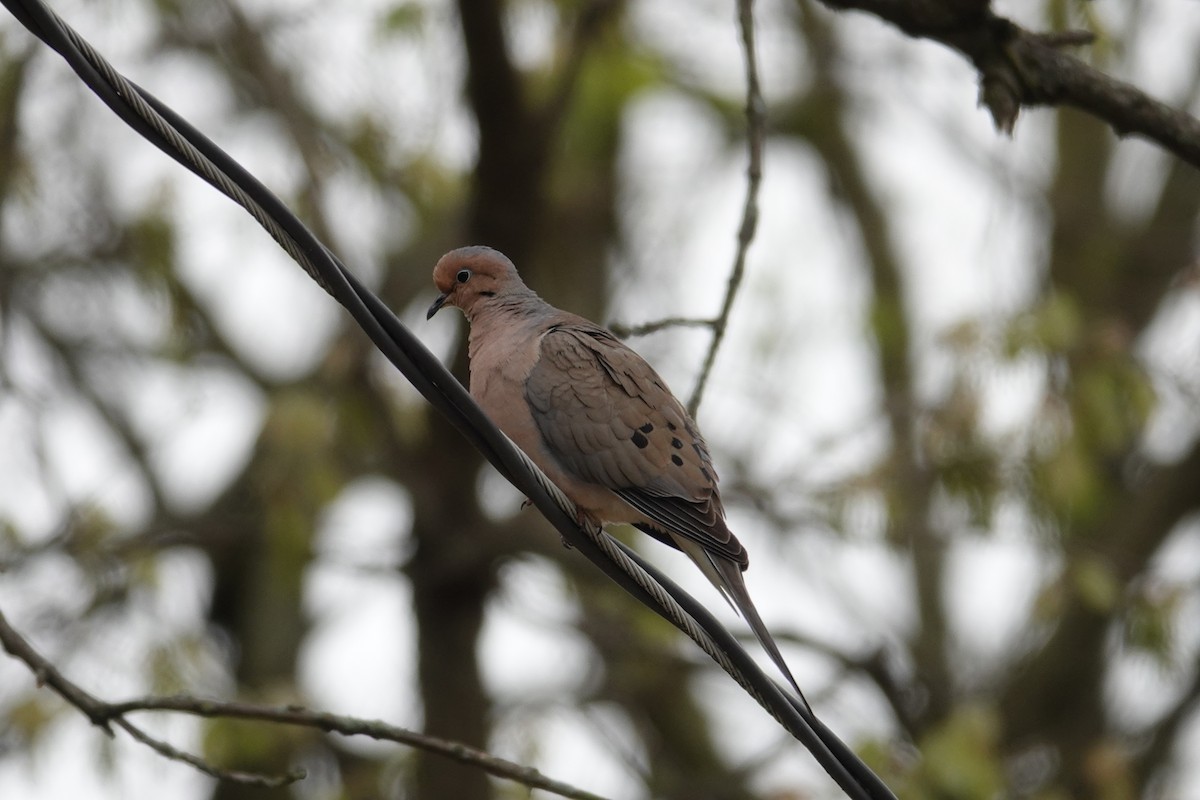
[527,322,748,569]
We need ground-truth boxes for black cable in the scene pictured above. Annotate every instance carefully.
[615,542,897,800]
[0,2,897,798]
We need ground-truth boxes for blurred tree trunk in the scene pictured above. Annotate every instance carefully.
[405,425,497,800]
[199,392,341,800]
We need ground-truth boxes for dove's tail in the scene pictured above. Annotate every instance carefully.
[667,532,810,710]
[711,555,811,711]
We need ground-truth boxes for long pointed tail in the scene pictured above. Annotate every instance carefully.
[710,555,811,711]
[667,531,810,709]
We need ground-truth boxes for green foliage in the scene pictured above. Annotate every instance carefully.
[377,2,426,38]
[1005,293,1084,357]
[1071,555,1122,613]
[925,376,1001,527]
[869,296,908,368]
[256,392,345,578]
[1122,582,1182,669]
[882,705,1006,800]
[1073,356,1155,456]
[3,695,61,751]
[556,40,662,161]
[2,2,1198,799]
[203,714,311,773]
[1033,431,1108,527]
[125,199,177,283]
[146,632,215,695]
[1014,292,1157,530]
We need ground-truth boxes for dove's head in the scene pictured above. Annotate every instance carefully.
[427,246,526,320]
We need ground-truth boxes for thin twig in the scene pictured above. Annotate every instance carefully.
[113,717,305,789]
[687,0,765,417]
[0,609,115,731]
[0,608,611,800]
[0,609,303,788]
[609,315,717,338]
[110,696,612,800]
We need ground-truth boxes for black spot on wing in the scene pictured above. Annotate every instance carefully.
[528,324,696,492]
[671,438,683,449]
[671,454,684,466]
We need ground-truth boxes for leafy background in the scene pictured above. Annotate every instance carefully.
[1,0,1199,798]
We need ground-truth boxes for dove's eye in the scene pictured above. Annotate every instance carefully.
[456,269,472,284]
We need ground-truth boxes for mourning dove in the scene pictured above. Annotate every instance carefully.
[428,245,803,700]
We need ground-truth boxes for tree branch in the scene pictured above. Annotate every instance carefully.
[111,716,304,789]
[609,315,717,338]
[817,0,1200,169]
[0,609,115,731]
[0,608,611,800]
[108,697,614,800]
[0,608,303,787]
[687,0,766,417]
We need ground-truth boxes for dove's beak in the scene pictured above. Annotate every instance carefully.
[426,292,449,320]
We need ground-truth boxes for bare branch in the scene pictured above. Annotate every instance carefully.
[0,609,115,732]
[609,315,717,338]
[0,608,302,788]
[817,0,1200,168]
[109,696,614,800]
[687,0,766,417]
[1010,32,1200,166]
[0,608,612,800]
[112,717,305,789]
